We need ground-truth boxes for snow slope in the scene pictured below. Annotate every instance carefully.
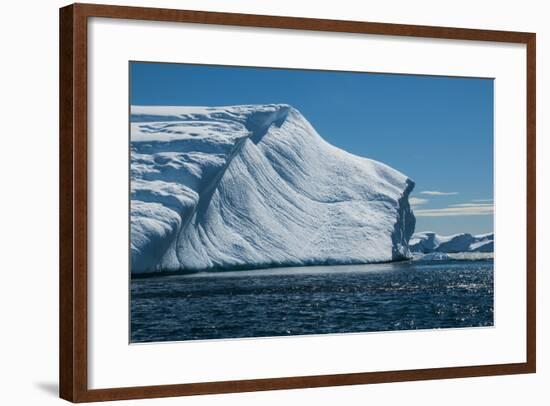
[130,104,416,273]
[409,232,493,253]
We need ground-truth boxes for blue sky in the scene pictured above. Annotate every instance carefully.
[130,62,494,235]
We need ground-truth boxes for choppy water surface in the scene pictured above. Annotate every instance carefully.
[130,260,493,343]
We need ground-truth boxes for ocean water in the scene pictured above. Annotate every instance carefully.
[130,259,493,343]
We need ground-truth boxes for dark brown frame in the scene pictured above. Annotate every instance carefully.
[60,3,536,402]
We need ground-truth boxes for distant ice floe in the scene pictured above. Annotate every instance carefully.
[130,104,416,273]
[409,231,494,254]
[411,251,493,263]
[415,252,452,261]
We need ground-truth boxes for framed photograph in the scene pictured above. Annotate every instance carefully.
[59,3,536,402]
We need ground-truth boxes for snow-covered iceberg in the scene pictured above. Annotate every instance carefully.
[130,104,416,273]
[409,232,493,254]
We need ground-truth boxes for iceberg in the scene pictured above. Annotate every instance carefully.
[130,104,416,273]
[409,232,493,254]
[414,252,453,261]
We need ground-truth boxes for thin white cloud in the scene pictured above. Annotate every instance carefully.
[414,204,493,217]
[419,191,459,196]
[409,197,429,206]
[471,199,493,203]
[449,203,493,208]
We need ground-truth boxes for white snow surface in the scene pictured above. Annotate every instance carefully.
[130,104,415,273]
[409,231,494,254]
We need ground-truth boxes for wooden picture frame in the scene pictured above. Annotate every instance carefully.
[59,3,536,402]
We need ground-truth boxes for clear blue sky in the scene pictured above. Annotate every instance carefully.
[130,62,494,235]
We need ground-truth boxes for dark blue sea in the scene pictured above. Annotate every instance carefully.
[130,259,493,343]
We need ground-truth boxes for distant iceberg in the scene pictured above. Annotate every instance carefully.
[409,232,493,254]
[130,104,416,273]
[413,252,453,262]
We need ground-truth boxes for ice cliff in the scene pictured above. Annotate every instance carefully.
[130,104,416,273]
[409,232,493,253]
